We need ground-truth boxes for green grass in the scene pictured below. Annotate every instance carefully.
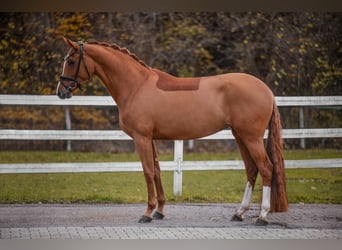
[0,149,341,204]
[1,149,341,163]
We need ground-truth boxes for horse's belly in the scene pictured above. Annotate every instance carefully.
[152,109,227,140]
[153,127,226,140]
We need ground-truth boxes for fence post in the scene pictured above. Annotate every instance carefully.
[65,107,72,152]
[188,139,194,151]
[299,107,305,149]
[173,140,183,197]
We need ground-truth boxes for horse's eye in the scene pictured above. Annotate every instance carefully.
[68,61,75,66]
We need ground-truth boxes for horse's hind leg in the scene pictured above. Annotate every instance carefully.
[231,132,258,221]
[241,136,273,225]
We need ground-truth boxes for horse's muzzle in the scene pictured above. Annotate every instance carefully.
[56,81,73,99]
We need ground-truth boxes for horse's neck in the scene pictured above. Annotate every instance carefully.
[88,45,150,106]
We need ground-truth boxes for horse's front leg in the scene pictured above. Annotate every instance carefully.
[151,140,166,220]
[134,136,157,223]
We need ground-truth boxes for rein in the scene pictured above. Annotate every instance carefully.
[59,41,91,92]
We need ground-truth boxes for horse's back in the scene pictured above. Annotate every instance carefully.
[208,72,273,99]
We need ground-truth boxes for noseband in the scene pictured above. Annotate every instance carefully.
[59,41,91,92]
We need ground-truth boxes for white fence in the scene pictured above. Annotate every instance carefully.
[1,95,342,196]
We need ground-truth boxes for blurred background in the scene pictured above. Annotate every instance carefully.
[0,12,341,152]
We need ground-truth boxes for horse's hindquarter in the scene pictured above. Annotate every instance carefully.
[221,73,274,135]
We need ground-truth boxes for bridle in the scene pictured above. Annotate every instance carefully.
[59,41,91,92]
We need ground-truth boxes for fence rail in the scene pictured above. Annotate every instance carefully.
[1,128,342,140]
[1,95,341,196]
[1,159,341,174]
[1,95,342,106]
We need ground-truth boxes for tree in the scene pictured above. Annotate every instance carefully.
[0,12,341,150]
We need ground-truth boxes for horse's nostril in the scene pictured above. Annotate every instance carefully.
[57,91,66,99]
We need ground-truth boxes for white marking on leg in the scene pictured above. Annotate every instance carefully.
[259,186,271,220]
[236,182,253,217]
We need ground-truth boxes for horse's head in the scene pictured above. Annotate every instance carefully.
[56,37,94,99]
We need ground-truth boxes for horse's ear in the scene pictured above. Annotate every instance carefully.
[62,36,79,50]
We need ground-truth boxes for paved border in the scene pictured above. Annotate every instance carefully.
[1,227,341,239]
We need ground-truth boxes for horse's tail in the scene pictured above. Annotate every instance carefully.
[266,100,288,212]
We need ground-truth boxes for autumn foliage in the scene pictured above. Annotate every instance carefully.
[1,12,341,96]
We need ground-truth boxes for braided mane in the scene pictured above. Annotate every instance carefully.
[87,41,150,69]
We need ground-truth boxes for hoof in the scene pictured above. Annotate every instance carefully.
[138,215,153,223]
[231,214,243,222]
[255,218,269,226]
[153,211,165,220]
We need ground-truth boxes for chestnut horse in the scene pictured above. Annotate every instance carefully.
[56,37,288,225]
